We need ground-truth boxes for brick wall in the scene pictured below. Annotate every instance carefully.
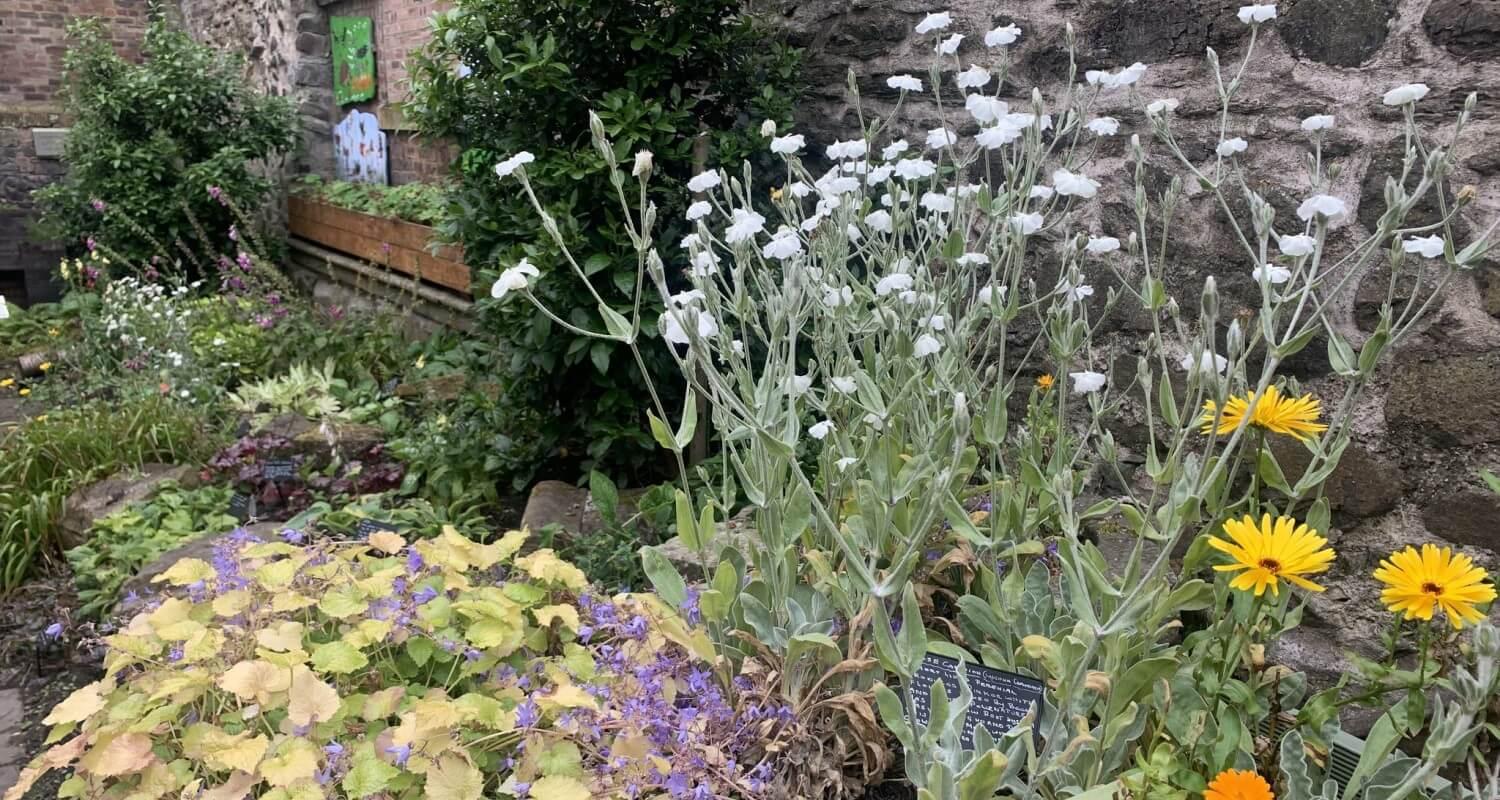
[0,1,150,306]
[322,0,454,185]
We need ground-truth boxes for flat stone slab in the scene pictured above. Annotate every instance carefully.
[59,464,198,550]
[0,687,24,793]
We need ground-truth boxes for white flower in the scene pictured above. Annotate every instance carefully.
[1010,212,1044,235]
[0,295,7,321]
[977,284,1006,306]
[956,253,989,266]
[882,140,910,160]
[831,376,857,394]
[686,201,711,221]
[762,227,804,260]
[1088,62,1147,88]
[1086,236,1121,254]
[836,457,858,471]
[1216,137,1248,157]
[895,158,937,180]
[1052,168,1100,198]
[670,289,705,307]
[789,181,812,198]
[1087,117,1119,136]
[846,224,863,242]
[494,151,535,178]
[661,307,719,345]
[866,164,894,185]
[887,74,924,93]
[926,128,958,149]
[1179,350,1230,374]
[915,11,952,33]
[1277,233,1316,256]
[690,251,718,277]
[760,119,777,138]
[725,208,767,243]
[914,334,944,357]
[809,420,835,440]
[1030,185,1055,200]
[771,134,805,155]
[688,171,721,193]
[865,210,893,233]
[1070,371,1107,394]
[937,33,964,54]
[956,65,992,89]
[1296,194,1347,221]
[823,284,854,307]
[1064,283,1095,302]
[966,94,1009,124]
[875,272,914,296]
[1253,263,1292,284]
[821,176,861,195]
[1403,235,1445,258]
[921,192,956,214]
[1237,3,1277,23]
[985,23,1021,47]
[1301,114,1335,131]
[923,314,947,330]
[826,139,869,160]
[1382,83,1429,106]
[863,412,886,430]
[491,259,540,299]
[957,183,981,198]
[731,339,745,356]
[632,150,653,176]
[791,374,813,395]
[1146,98,1180,117]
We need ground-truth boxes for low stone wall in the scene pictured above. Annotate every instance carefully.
[769,0,1500,679]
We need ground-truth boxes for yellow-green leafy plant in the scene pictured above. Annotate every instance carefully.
[8,527,798,799]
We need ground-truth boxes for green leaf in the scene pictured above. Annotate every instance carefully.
[537,741,583,777]
[640,546,686,606]
[599,303,633,341]
[343,744,400,797]
[674,490,700,551]
[311,640,369,674]
[406,636,435,668]
[1257,449,1292,494]
[588,471,619,525]
[647,410,679,453]
[675,389,697,450]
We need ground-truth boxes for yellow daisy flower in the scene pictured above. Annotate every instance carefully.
[1373,544,1496,630]
[0,378,13,388]
[1036,374,1055,391]
[47,327,60,337]
[1205,769,1274,800]
[1200,384,1328,442]
[38,361,52,372]
[770,186,784,201]
[18,388,30,397]
[1208,514,1335,596]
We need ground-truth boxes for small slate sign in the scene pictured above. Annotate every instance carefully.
[355,518,400,538]
[381,377,399,395]
[907,654,1044,748]
[228,492,255,522]
[262,459,298,481]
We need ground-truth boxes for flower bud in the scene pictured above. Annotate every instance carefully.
[632,150,653,178]
[1457,184,1478,206]
[760,119,777,138]
[1201,275,1219,320]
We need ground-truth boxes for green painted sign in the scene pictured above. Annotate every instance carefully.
[331,16,375,106]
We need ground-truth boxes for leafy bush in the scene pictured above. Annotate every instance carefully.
[13,529,794,798]
[228,361,348,425]
[294,176,452,227]
[406,0,803,482]
[67,481,238,619]
[493,9,1500,797]
[33,16,295,270]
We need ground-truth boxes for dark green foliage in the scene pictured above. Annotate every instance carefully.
[33,14,296,270]
[294,176,453,227]
[406,0,802,483]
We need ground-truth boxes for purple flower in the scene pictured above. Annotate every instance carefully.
[515,698,540,727]
[413,586,438,605]
[43,622,64,640]
[281,528,305,544]
[228,224,238,241]
[207,185,224,204]
[85,236,96,252]
[406,550,425,573]
[90,198,106,212]
[681,587,702,627]
[514,782,531,798]
[385,742,411,767]
[236,251,253,272]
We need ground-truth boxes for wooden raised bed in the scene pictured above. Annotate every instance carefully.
[287,195,472,294]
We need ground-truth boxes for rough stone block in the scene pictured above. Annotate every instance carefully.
[30,127,67,158]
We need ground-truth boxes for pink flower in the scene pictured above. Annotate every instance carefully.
[85,236,96,252]
[90,199,106,212]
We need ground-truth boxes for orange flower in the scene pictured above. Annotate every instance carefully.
[1036,374,1055,391]
[1205,769,1274,800]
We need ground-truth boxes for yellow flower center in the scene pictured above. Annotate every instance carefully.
[1258,558,1282,574]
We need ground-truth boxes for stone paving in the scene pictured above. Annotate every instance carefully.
[0,687,24,792]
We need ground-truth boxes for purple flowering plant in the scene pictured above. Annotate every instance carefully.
[12,526,793,799]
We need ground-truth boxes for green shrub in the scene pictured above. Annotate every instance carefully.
[294,176,452,227]
[406,0,802,483]
[66,481,238,619]
[33,15,295,270]
[0,396,221,590]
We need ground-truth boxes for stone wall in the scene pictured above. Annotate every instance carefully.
[0,0,150,305]
[771,0,1500,692]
